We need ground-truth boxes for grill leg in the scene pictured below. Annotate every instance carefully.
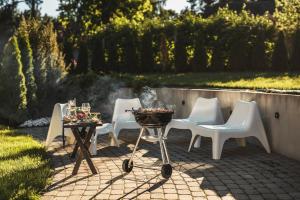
[129,127,145,164]
[158,128,168,164]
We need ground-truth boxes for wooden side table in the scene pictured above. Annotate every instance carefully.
[64,122,102,175]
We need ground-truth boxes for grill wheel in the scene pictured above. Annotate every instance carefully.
[122,159,133,173]
[161,164,172,179]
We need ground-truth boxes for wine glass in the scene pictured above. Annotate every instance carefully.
[82,103,91,115]
[68,98,77,117]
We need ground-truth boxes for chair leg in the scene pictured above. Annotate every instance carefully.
[193,136,201,148]
[90,134,97,156]
[188,134,197,152]
[109,132,120,147]
[212,136,226,160]
[255,133,271,153]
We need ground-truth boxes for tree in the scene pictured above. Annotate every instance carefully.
[24,19,66,116]
[76,41,89,73]
[24,0,43,17]
[58,0,153,38]
[17,17,37,116]
[0,36,27,124]
[290,29,300,71]
[272,31,289,71]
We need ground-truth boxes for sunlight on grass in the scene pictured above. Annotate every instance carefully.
[119,72,300,90]
[0,128,51,200]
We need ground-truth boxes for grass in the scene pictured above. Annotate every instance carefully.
[0,127,51,200]
[117,72,300,90]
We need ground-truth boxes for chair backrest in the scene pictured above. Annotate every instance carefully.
[226,100,256,129]
[60,104,67,118]
[188,97,224,124]
[112,98,142,122]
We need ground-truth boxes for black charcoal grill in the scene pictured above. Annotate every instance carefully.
[122,108,174,179]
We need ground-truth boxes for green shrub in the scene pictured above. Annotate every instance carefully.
[121,28,139,73]
[20,18,66,117]
[250,29,268,70]
[17,17,37,117]
[228,34,249,71]
[91,37,106,72]
[159,33,170,72]
[192,30,207,71]
[63,39,75,73]
[0,36,27,125]
[140,30,154,73]
[272,31,289,71]
[175,26,188,72]
[290,29,300,71]
[76,41,89,74]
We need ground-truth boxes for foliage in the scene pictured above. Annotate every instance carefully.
[290,29,300,71]
[58,0,153,39]
[140,29,154,73]
[250,29,268,71]
[272,31,288,71]
[174,25,188,72]
[76,41,89,74]
[273,0,300,33]
[24,19,66,116]
[192,29,207,72]
[17,17,37,117]
[0,36,27,125]
[91,36,105,72]
[0,128,51,200]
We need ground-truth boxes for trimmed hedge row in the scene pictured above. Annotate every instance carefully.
[70,8,300,74]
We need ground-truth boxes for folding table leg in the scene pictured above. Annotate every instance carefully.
[72,127,97,175]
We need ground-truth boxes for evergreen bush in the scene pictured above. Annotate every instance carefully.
[76,41,89,74]
[192,30,207,71]
[140,30,154,73]
[174,26,188,72]
[91,37,106,72]
[17,18,37,117]
[122,29,139,73]
[272,31,289,71]
[290,29,300,71]
[250,29,268,71]
[0,36,27,125]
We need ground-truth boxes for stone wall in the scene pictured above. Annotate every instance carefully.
[155,88,300,161]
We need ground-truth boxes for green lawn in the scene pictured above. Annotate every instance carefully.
[117,72,300,90]
[0,127,51,200]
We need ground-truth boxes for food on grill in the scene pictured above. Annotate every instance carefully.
[136,108,174,113]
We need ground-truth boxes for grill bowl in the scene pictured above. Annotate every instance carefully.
[133,109,174,127]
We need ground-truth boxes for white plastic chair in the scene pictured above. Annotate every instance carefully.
[91,98,142,155]
[190,100,271,159]
[46,103,75,148]
[165,97,224,152]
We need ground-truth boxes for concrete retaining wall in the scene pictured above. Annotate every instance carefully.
[112,87,300,161]
[155,88,300,161]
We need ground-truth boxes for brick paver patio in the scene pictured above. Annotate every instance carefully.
[42,130,300,200]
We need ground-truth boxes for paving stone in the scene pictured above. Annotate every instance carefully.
[42,135,300,200]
